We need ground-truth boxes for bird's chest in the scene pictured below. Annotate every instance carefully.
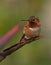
[25,27,40,37]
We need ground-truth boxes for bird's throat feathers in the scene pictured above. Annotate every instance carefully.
[29,22,41,28]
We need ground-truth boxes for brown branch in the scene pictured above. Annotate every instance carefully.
[0,36,41,62]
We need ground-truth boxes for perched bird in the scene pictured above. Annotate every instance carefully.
[20,16,41,41]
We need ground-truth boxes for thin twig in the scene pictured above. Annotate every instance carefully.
[0,36,41,62]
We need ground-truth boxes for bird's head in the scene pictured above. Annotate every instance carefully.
[28,16,41,27]
[21,16,41,27]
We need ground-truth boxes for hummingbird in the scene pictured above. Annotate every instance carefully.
[20,16,41,42]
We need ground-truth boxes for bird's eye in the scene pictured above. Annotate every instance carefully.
[32,19,35,21]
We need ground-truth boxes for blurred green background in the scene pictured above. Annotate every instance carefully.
[0,0,51,65]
